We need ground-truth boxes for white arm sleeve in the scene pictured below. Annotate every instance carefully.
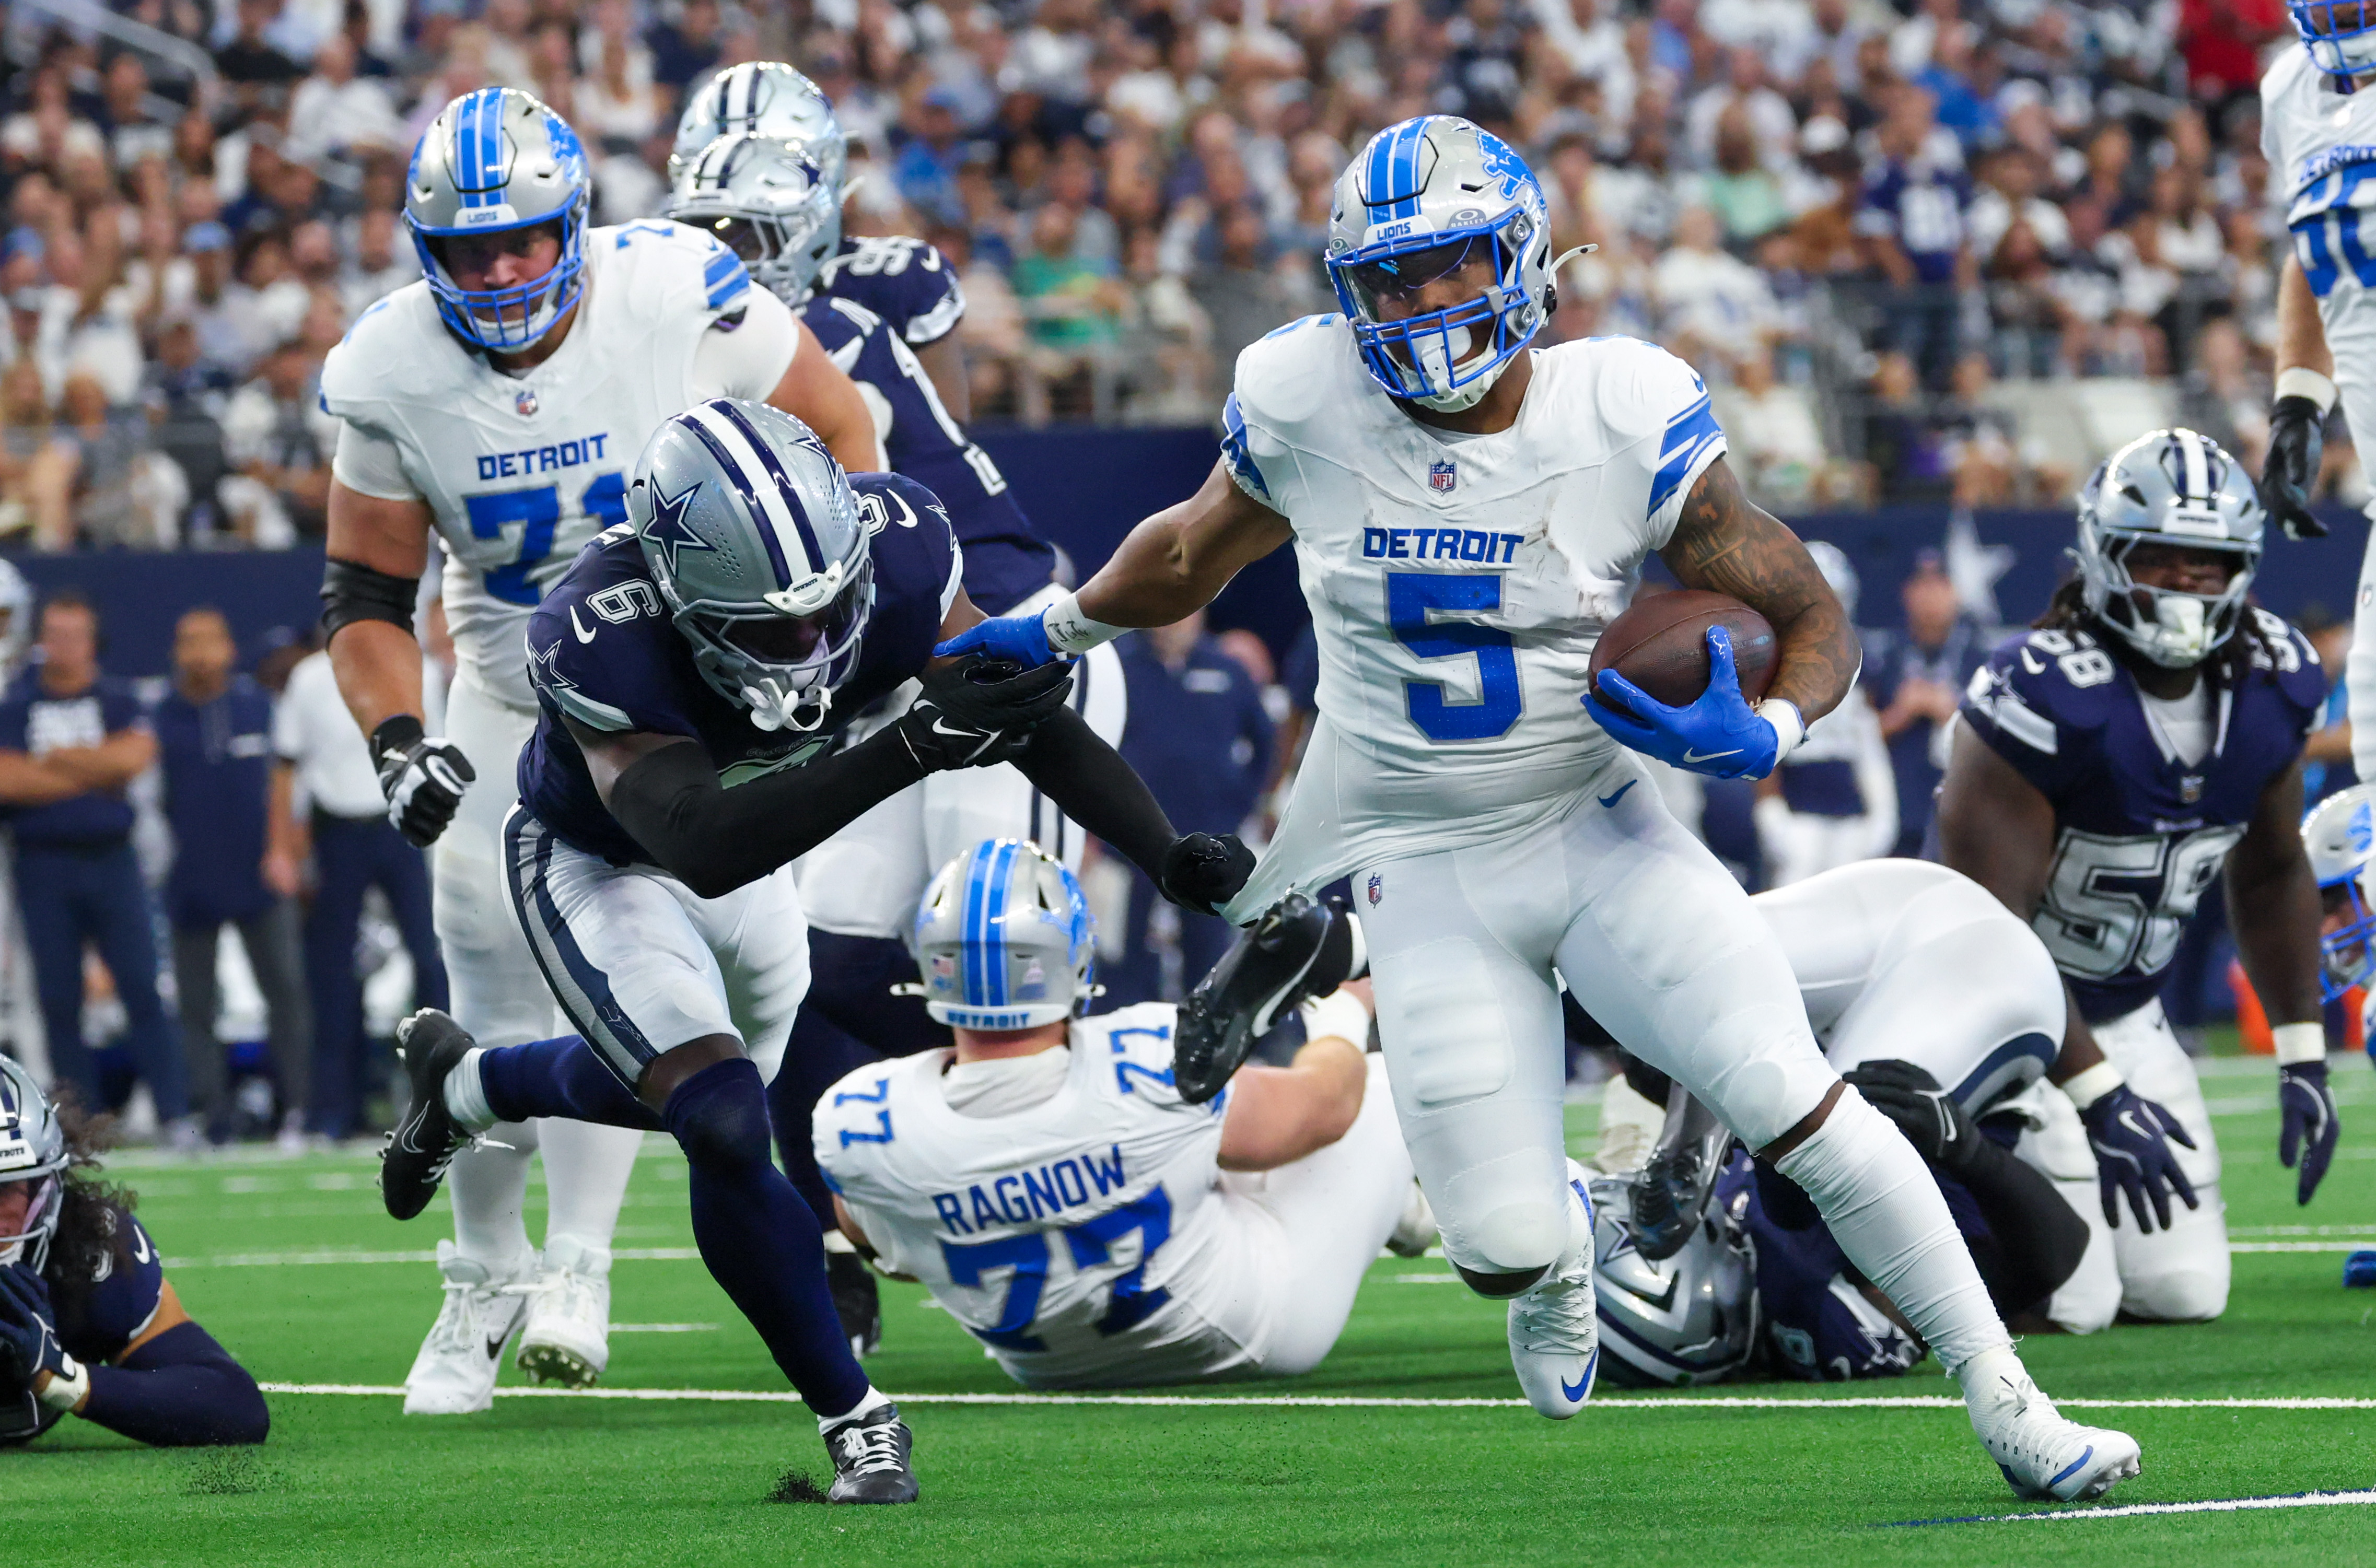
[330,418,422,501]
[688,287,801,403]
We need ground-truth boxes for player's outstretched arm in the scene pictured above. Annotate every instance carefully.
[0,1270,267,1447]
[936,460,1292,668]
[1216,996,1369,1172]
[2226,756,2339,1204]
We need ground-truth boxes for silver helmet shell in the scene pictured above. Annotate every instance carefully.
[912,840,1097,1031]
[1589,1171,1756,1387]
[0,1056,68,1273]
[627,399,876,733]
[671,61,848,197]
[404,87,592,353]
[1324,115,1556,412]
[2304,783,2376,1002]
[2074,427,2265,670]
[666,131,842,306]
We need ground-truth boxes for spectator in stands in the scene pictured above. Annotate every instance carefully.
[1012,200,1124,422]
[54,371,179,549]
[1855,86,1971,390]
[1869,551,1986,858]
[1653,206,1779,381]
[142,319,231,540]
[1189,204,1315,388]
[646,0,726,93]
[273,642,446,1140]
[1692,104,1791,247]
[0,359,69,545]
[98,54,174,172]
[152,607,310,1146]
[0,591,188,1140]
[284,33,405,170]
[220,338,331,545]
[215,0,308,120]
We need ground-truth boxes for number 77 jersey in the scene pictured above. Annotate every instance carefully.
[1956,616,2324,1023]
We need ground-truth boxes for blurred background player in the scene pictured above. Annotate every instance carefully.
[819,841,1428,1389]
[0,1058,268,1448]
[1753,543,1898,886]
[1939,428,2332,1331]
[662,65,1128,1355]
[315,86,884,1413]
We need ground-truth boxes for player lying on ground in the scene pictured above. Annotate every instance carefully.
[817,842,1429,1388]
[1938,428,2333,1331]
[0,1058,267,1447]
[377,401,1248,1504]
[942,113,2135,1500]
[668,67,1129,1361]
[319,85,889,1411]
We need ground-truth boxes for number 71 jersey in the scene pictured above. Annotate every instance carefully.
[1956,615,2323,1023]
[320,221,763,709]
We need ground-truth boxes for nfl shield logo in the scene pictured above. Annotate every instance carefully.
[516,388,539,417]
[1428,461,1457,494]
[2180,776,2204,805]
[930,954,955,982]
[1366,873,1383,906]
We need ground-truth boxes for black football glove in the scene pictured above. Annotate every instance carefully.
[1843,1059,1982,1175]
[0,1267,77,1399]
[2258,395,2329,541]
[372,715,476,848]
[895,658,1075,772]
[1159,833,1255,916]
[2279,1059,2340,1207]
[2080,1083,2199,1233]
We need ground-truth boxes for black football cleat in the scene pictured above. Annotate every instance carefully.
[1174,892,1366,1104]
[828,1248,883,1358]
[1628,1094,1733,1262]
[380,1008,479,1222]
[824,1403,919,1504]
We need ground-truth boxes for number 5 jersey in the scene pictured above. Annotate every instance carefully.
[1956,614,2324,1023]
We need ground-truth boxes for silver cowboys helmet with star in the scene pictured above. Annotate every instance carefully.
[666,131,843,306]
[626,399,876,733]
[1589,1171,1756,1387]
[403,87,592,353]
[2074,427,2266,670]
[671,61,847,204]
[0,1055,68,1274]
[1325,115,1568,412]
[910,840,1099,1031]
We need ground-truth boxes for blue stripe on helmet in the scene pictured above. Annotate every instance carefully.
[456,93,480,204]
[984,841,1019,1008]
[676,409,794,589]
[1391,119,1424,219]
[1365,125,1395,210]
[712,399,828,578]
[960,846,995,1008]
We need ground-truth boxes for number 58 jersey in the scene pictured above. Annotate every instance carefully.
[1956,614,2323,1023]
[321,221,792,710]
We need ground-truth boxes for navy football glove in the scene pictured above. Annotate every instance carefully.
[0,1266,77,1397]
[2278,1060,2340,1207]
[2081,1084,2199,1233]
[1844,1060,1982,1175]
[1587,626,1788,780]
[2257,396,2329,541]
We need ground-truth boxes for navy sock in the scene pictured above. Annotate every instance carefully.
[667,1056,868,1418]
[475,1035,660,1130]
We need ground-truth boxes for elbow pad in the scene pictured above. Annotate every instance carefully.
[321,557,421,642]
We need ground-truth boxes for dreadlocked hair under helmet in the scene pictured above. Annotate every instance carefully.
[2032,576,2280,691]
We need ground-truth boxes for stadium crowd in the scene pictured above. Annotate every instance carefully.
[0,0,2327,545]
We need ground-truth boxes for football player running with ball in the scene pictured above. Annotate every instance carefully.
[941,115,2136,1501]
[318,88,883,1411]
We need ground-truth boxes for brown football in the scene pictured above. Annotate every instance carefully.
[1588,589,1778,711]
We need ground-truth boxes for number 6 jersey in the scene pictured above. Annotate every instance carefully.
[1956,613,2323,1022]
[321,221,800,710]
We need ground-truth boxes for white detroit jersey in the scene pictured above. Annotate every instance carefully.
[816,1004,1268,1388]
[320,221,790,710]
[1217,321,1727,916]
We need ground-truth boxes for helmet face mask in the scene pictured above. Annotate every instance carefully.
[2074,428,2265,670]
[0,1056,67,1274]
[2292,1,2376,81]
[666,133,841,305]
[2303,785,2376,1000]
[911,840,1098,1031]
[405,89,592,355]
[1588,1172,1756,1387]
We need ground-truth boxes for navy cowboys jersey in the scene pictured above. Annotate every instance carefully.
[817,234,965,348]
[803,292,1053,615]
[516,472,962,865]
[50,1201,166,1366]
[1957,612,2324,1021]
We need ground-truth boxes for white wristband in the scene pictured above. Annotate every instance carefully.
[2273,1022,2328,1067]
[37,1353,88,1412]
[2276,367,2339,416]
[1300,989,1373,1050]
[2058,1060,2125,1111]
[1757,699,1806,767]
[1043,591,1127,656]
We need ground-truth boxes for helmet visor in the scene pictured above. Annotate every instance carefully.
[1342,237,1495,321]
[2321,881,2376,1000]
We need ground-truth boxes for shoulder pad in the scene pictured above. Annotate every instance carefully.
[1968,628,2122,755]
[1088,1003,1195,1106]
[2248,609,2328,713]
[597,220,753,321]
[1229,313,1353,429]
[853,471,953,540]
[1568,335,1715,449]
[801,294,884,353]
[318,284,441,416]
[820,236,964,342]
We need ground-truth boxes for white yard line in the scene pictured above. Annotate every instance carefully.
[1890,1489,2376,1527]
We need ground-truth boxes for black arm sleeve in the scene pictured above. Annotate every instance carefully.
[1950,1136,2091,1318]
[320,556,421,643]
[79,1321,270,1447]
[1011,706,1178,880]
[605,729,927,899]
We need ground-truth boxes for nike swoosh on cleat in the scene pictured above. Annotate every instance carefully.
[1561,1372,1591,1402]
[1682,747,1741,765]
[1597,779,1637,809]
[2048,1445,2094,1490]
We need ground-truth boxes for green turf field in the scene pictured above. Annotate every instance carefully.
[17,1051,2376,1566]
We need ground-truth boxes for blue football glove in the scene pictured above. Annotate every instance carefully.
[2080,1085,2199,1233]
[1587,626,1785,780]
[933,612,1058,669]
[2279,1060,2339,1207]
[0,1266,77,1395]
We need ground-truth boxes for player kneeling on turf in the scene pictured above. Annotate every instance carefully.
[818,843,1430,1389]
[0,1059,267,1447]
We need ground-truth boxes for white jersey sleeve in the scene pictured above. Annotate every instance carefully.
[686,285,799,403]
[330,418,418,502]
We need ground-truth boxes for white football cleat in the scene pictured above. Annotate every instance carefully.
[515,1236,612,1387]
[402,1241,531,1415]
[1963,1349,2140,1502]
[1506,1165,1599,1419]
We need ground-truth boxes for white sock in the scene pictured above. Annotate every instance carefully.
[445,1124,538,1271]
[444,1049,498,1132]
[819,1384,894,1434]
[1773,1085,2010,1376]
[539,1118,645,1255]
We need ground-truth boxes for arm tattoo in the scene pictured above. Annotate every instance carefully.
[1658,457,1858,722]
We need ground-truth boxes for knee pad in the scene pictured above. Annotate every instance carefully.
[2118,1270,2228,1324]
[1455,1196,1569,1279]
[664,1057,773,1172]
